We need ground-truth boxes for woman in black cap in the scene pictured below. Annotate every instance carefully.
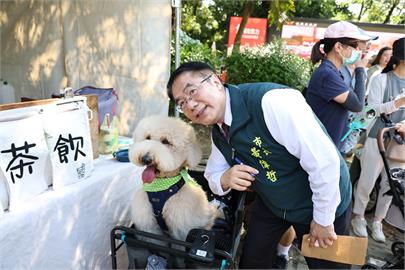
[352,37,405,243]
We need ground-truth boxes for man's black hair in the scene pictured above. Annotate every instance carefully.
[167,61,215,101]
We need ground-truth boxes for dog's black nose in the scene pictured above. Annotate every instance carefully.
[141,153,153,165]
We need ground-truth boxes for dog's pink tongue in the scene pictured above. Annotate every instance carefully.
[142,166,156,183]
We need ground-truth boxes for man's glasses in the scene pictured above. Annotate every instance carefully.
[175,74,213,113]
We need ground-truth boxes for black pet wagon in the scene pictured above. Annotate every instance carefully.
[110,170,246,269]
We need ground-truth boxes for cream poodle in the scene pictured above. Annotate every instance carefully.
[129,115,221,241]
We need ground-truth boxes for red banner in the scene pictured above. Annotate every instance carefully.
[227,16,268,52]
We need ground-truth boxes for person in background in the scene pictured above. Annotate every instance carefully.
[273,226,295,268]
[247,211,296,268]
[167,61,352,269]
[306,21,369,149]
[243,193,295,269]
[352,37,405,242]
[366,47,393,92]
[339,26,377,155]
[368,54,377,67]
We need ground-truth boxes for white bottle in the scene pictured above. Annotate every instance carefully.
[0,79,16,104]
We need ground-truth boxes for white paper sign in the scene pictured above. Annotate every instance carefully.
[0,170,9,213]
[43,99,94,190]
[0,114,51,211]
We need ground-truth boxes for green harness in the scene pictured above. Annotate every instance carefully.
[142,168,200,231]
[142,168,199,192]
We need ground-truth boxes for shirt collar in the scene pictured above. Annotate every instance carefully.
[217,86,232,129]
[324,59,344,79]
[323,58,336,68]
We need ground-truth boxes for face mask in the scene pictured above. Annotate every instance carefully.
[342,50,361,66]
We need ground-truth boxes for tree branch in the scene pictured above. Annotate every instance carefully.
[232,1,254,55]
[383,0,400,24]
[357,0,365,21]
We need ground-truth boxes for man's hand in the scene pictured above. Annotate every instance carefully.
[220,164,258,191]
[394,96,405,109]
[309,220,337,248]
[395,123,405,140]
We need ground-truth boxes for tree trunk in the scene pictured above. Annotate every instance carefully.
[357,0,365,21]
[266,24,282,43]
[383,0,400,24]
[232,1,254,55]
[192,0,199,16]
[398,7,405,24]
[357,0,373,22]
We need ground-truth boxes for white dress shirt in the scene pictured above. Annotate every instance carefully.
[204,87,342,226]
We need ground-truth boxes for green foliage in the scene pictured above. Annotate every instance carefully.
[294,0,346,19]
[181,0,245,52]
[179,0,404,58]
[294,0,404,23]
[170,33,223,72]
[365,0,403,24]
[224,39,312,91]
[268,0,295,30]
[181,0,289,52]
[168,32,223,117]
[336,0,404,23]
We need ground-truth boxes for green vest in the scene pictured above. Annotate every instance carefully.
[212,83,351,224]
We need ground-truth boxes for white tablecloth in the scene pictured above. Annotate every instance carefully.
[0,156,141,269]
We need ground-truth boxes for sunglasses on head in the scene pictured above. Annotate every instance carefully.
[342,40,359,49]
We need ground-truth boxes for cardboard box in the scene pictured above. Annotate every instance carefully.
[301,234,368,265]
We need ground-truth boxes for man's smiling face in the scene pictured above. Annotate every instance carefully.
[171,70,226,125]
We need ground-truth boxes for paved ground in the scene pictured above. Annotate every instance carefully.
[285,214,404,269]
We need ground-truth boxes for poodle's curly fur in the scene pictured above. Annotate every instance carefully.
[128,115,221,241]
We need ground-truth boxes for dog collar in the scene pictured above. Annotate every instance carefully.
[142,168,198,192]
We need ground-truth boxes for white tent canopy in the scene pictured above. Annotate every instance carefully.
[0,0,172,135]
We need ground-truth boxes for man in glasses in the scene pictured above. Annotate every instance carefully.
[167,61,352,269]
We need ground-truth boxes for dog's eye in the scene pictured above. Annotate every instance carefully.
[161,138,171,145]
[145,135,151,140]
